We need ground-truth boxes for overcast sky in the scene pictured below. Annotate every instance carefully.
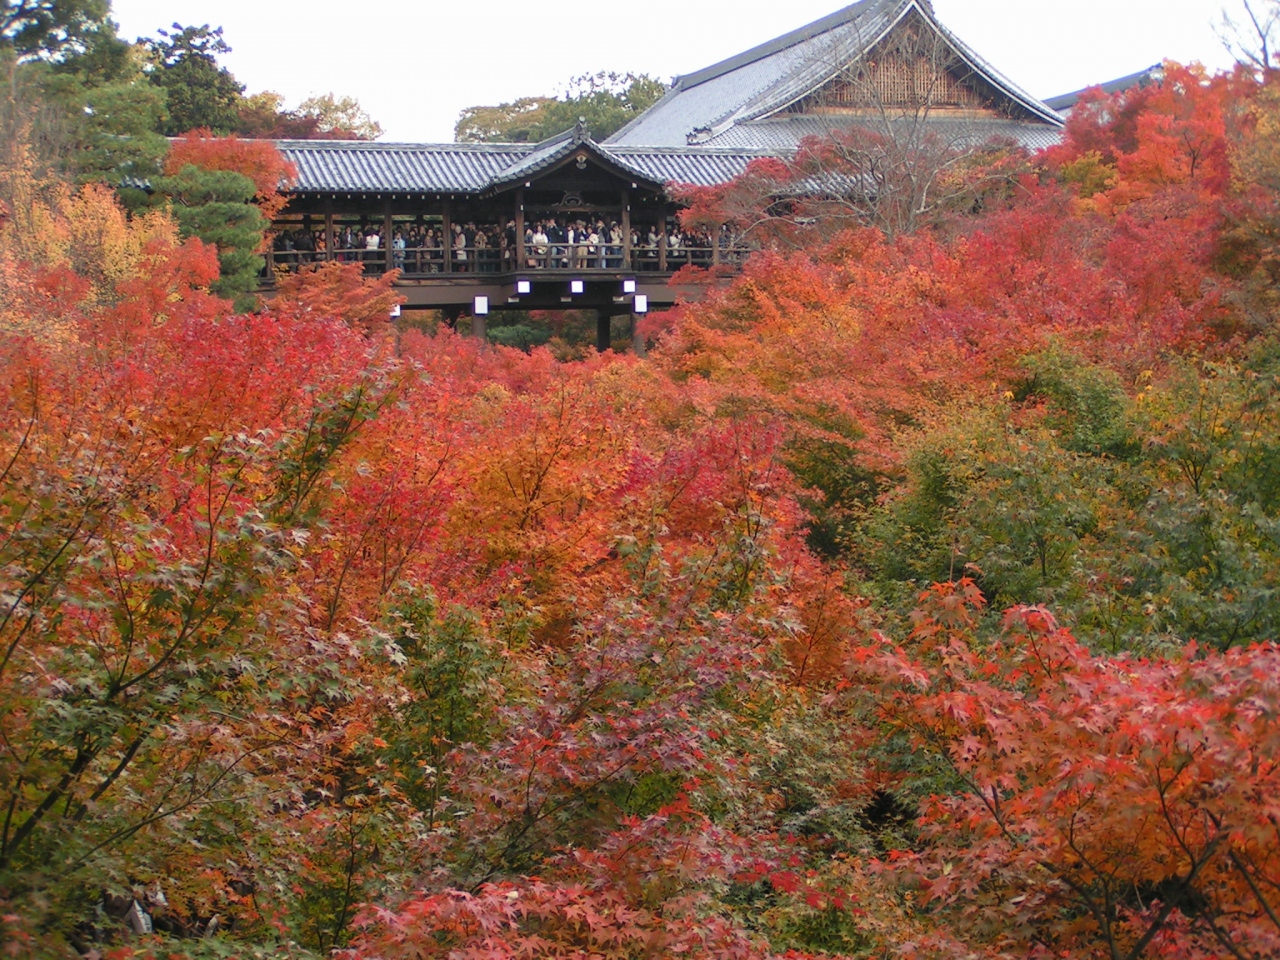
[107,0,1244,142]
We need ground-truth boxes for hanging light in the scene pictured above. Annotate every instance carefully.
[633,294,648,314]
[473,296,489,315]
[622,279,637,294]
[516,278,532,295]
[570,279,585,295]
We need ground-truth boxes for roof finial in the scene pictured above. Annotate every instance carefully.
[574,116,589,141]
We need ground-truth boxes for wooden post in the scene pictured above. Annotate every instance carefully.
[712,223,721,266]
[620,189,631,271]
[596,311,611,353]
[515,188,526,273]
[658,212,668,272]
[383,202,394,274]
[441,199,452,274]
[471,312,486,340]
[631,313,646,358]
[324,202,335,263]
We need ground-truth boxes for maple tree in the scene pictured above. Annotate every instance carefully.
[854,584,1280,959]
[164,131,298,221]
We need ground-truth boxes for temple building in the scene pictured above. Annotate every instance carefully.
[606,0,1062,150]
[265,0,1065,339]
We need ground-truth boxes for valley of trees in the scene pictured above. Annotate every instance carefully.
[4,2,1280,959]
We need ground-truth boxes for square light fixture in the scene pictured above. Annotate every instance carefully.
[516,278,532,295]
[622,279,637,294]
[633,294,649,314]
[570,279,585,295]
[473,295,489,316]
[389,303,402,318]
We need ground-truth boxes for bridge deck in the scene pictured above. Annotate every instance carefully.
[263,244,751,310]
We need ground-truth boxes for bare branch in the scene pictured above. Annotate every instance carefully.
[1217,0,1280,72]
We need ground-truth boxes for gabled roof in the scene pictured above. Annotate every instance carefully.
[275,136,774,195]
[606,0,1062,149]
[483,126,585,186]
[481,124,742,195]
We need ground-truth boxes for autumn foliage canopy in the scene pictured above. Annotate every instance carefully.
[2,60,1280,960]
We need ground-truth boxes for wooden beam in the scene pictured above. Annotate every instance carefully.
[596,311,611,353]
[383,202,393,275]
[441,198,452,275]
[515,188,526,272]
[620,189,631,272]
[324,199,335,264]
[631,313,646,358]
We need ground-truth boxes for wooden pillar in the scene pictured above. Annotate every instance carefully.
[515,188,526,272]
[658,212,668,272]
[383,201,394,274]
[620,189,631,271]
[324,201,335,263]
[471,312,486,340]
[596,311,612,353]
[712,223,721,266]
[441,199,452,274]
[631,313,646,358]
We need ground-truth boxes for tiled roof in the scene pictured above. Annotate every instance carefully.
[606,0,1061,148]
[606,146,774,186]
[276,135,773,193]
[278,141,528,193]
[1044,65,1163,113]
[484,128,581,186]
[701,115,1063,152]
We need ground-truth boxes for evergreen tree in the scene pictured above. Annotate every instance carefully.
[154,163,264,307]
[0,0,110,60]
[145,23,244,135]
[456,72,666,142]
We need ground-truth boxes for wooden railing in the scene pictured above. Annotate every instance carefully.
[264,244,753,281]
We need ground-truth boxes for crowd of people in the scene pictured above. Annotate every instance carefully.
[269,219,744,275]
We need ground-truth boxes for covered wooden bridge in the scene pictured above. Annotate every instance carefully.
[264,124,769,342]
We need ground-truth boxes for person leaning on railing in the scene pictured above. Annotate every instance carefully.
[451,223,468,273]
[392,230,406,271]
[530,224,549,268]
[425,229,442,272]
